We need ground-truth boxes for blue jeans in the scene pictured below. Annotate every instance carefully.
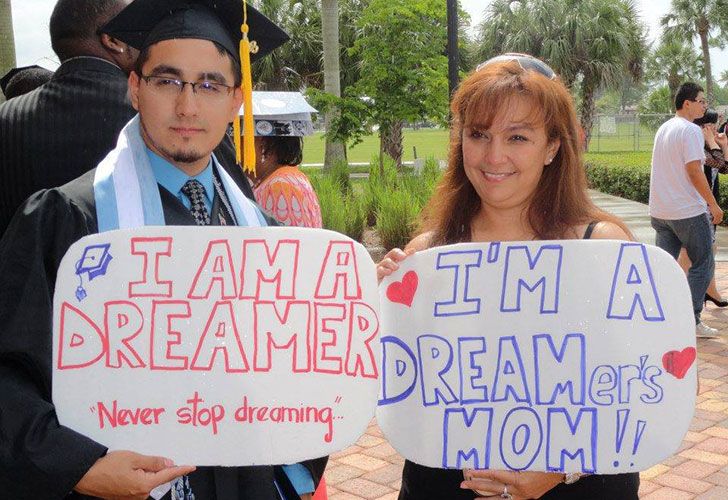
[651,213,714,324]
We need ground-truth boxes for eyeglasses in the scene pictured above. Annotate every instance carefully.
[690,98,709,106]
[140,75,235,100]
[476,53,557,80]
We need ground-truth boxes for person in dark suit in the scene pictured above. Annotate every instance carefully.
[0,65,54,100]
[0,0,140,235]
[0,0,325,498]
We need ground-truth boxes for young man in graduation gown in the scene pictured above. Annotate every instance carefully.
[0,1,326,498]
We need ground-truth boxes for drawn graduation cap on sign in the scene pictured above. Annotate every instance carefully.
[240,91,318,137]
[74,243,113,301]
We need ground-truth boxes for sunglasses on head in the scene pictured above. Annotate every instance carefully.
[476,53,557,80]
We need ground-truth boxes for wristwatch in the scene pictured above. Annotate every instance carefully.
[563,472,583,484]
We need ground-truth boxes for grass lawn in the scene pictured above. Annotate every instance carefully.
[302,128,449,164]
[302,127,655,165]
[587,120,661,153]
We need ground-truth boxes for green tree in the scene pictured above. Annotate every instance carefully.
[477,0,647,147]
[661,0,728,104]
[252,0,323,90]
[321,0,347,167]
[457,3,477,75]
[350,0,448,167]
[252,0,367,92]
[0,0,16,102]
[720,69,728,87]
[252,0,369,167]
[645,35,701,111]
[639,85,673,115]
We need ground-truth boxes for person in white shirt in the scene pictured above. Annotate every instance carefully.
[649,81,724,338]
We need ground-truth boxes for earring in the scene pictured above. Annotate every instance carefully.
[119,48,124,54]
[546,157,553,165]
[261,153,267,164]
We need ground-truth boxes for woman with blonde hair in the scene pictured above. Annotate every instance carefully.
[378,54,638,499]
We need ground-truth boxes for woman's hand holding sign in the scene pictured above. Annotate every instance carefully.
[377,248,413,283]
[461,469,563,500]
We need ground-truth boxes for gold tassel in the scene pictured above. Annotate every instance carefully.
[238,0,256,175]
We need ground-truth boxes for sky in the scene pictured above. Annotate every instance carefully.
[8,0,728,77]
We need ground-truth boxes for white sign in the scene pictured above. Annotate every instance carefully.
[376,241,696,474]
[599,115,617,134]
[52,227,380,466]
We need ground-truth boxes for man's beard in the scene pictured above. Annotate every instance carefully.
[169,149,205,164]
[140,120,207,166]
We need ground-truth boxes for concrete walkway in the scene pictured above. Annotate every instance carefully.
[324,191,728,500]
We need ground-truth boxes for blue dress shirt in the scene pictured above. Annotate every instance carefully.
[146,148,214,213]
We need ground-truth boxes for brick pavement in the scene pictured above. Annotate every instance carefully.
[323,263,728,499]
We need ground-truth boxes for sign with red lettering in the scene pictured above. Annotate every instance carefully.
[52,227,380,466]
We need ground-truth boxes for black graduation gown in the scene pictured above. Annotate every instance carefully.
[0,169,326,499]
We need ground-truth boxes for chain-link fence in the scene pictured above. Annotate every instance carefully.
[588,113,673,152]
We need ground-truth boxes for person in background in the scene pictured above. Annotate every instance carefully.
[243,91,322,228]
[377,53,637,499]
[0,0,138,235]
[649,82,723,338]
[0,65,54,100]
[678,109,728,308]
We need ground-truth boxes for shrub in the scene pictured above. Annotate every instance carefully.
[421,156,443,189]
[311,171,366,240]
[343,194,366,241]
[585,154,651,204]
[311,173,347,234]
[362,180,386,227]
[719,175,728,209]
[376,189,420,249]
[330,159,352,195]
[368,154,398,188]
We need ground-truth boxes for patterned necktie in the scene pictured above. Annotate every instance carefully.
[181,179,211,226]
[172,475,195,500]
[171,181,209,499]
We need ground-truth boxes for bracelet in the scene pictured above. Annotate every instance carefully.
[563,472,583,484]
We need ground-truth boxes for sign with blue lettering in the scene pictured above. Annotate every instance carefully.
[377,240,696,474]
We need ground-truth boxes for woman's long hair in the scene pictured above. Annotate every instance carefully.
[420,60,627,245]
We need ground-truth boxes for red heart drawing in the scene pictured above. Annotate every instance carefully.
[662,347,697,380]
[386,270,418,307]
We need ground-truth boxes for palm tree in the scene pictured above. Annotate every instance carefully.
[720,69,728,88]
[661,0,728,104]
[0,0,16,101]
[477,0,647,146]
[646,35,701,111]
[252,0,322,90]
[321,0,347,167]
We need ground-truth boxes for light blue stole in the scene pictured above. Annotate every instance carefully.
[93,115,266,231]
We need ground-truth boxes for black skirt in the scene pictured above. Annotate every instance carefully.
[398,460,639,500]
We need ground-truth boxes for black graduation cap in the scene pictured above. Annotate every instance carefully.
[1,65,44,94]
[101,0,289,64]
